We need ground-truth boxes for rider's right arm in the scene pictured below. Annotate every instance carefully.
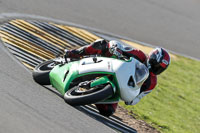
[65,39,109,58]
[84,39,109,56]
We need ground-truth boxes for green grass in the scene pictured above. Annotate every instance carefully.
[120,55,200,133]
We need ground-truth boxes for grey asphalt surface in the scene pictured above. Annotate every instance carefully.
[1,0,200,59]
[0,0,199,132]
[0,44,115,133]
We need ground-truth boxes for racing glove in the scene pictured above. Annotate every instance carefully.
[64,49,81,59]
[125,90,151,105]
[109,45,123,58]
[64,49,71,58]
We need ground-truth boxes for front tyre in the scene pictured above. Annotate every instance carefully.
[32,60,55,85]
[64,84,114,106]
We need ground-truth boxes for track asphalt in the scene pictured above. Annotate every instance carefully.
[0,0,200,59]
[0,0,199,132]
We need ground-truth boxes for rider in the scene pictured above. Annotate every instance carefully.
[64,39,170,117]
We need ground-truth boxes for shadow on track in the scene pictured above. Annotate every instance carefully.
[43,85,137,133]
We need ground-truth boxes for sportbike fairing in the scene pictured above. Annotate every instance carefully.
[78,57,113,74]
[112,58,149,102]
[77,57,149,102]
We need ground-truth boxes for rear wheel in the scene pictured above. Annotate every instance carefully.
[32,60,55,85]
[64,84,114,106]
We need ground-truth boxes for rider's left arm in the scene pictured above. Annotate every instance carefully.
[125,90,152,105]
[126,72,157,105]
[123,49,147,64]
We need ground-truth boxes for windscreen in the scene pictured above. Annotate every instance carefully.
[135,62,149,87]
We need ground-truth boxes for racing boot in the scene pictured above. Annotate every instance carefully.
[95,103,118,117]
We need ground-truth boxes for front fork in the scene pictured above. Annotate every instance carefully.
[90,76,116,93]
[90,76,120,104]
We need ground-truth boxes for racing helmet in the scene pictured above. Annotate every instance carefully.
[148,48,170,75]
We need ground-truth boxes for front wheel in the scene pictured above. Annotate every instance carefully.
[64,84,114,106]
[32,60,55,85]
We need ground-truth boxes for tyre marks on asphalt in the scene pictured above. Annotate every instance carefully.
[0,19,176,70]
[50,23,100,44]
[0,31,54,59]
[0,19,101,69]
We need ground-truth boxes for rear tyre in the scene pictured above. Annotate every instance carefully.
[32,60,55,85]
[64,84,114,106]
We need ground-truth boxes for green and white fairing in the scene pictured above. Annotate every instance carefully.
[49,56,149,103]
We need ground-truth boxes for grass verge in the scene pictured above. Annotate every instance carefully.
[120,55,200,133]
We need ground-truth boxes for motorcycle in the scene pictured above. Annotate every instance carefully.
[32,55,149,106]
